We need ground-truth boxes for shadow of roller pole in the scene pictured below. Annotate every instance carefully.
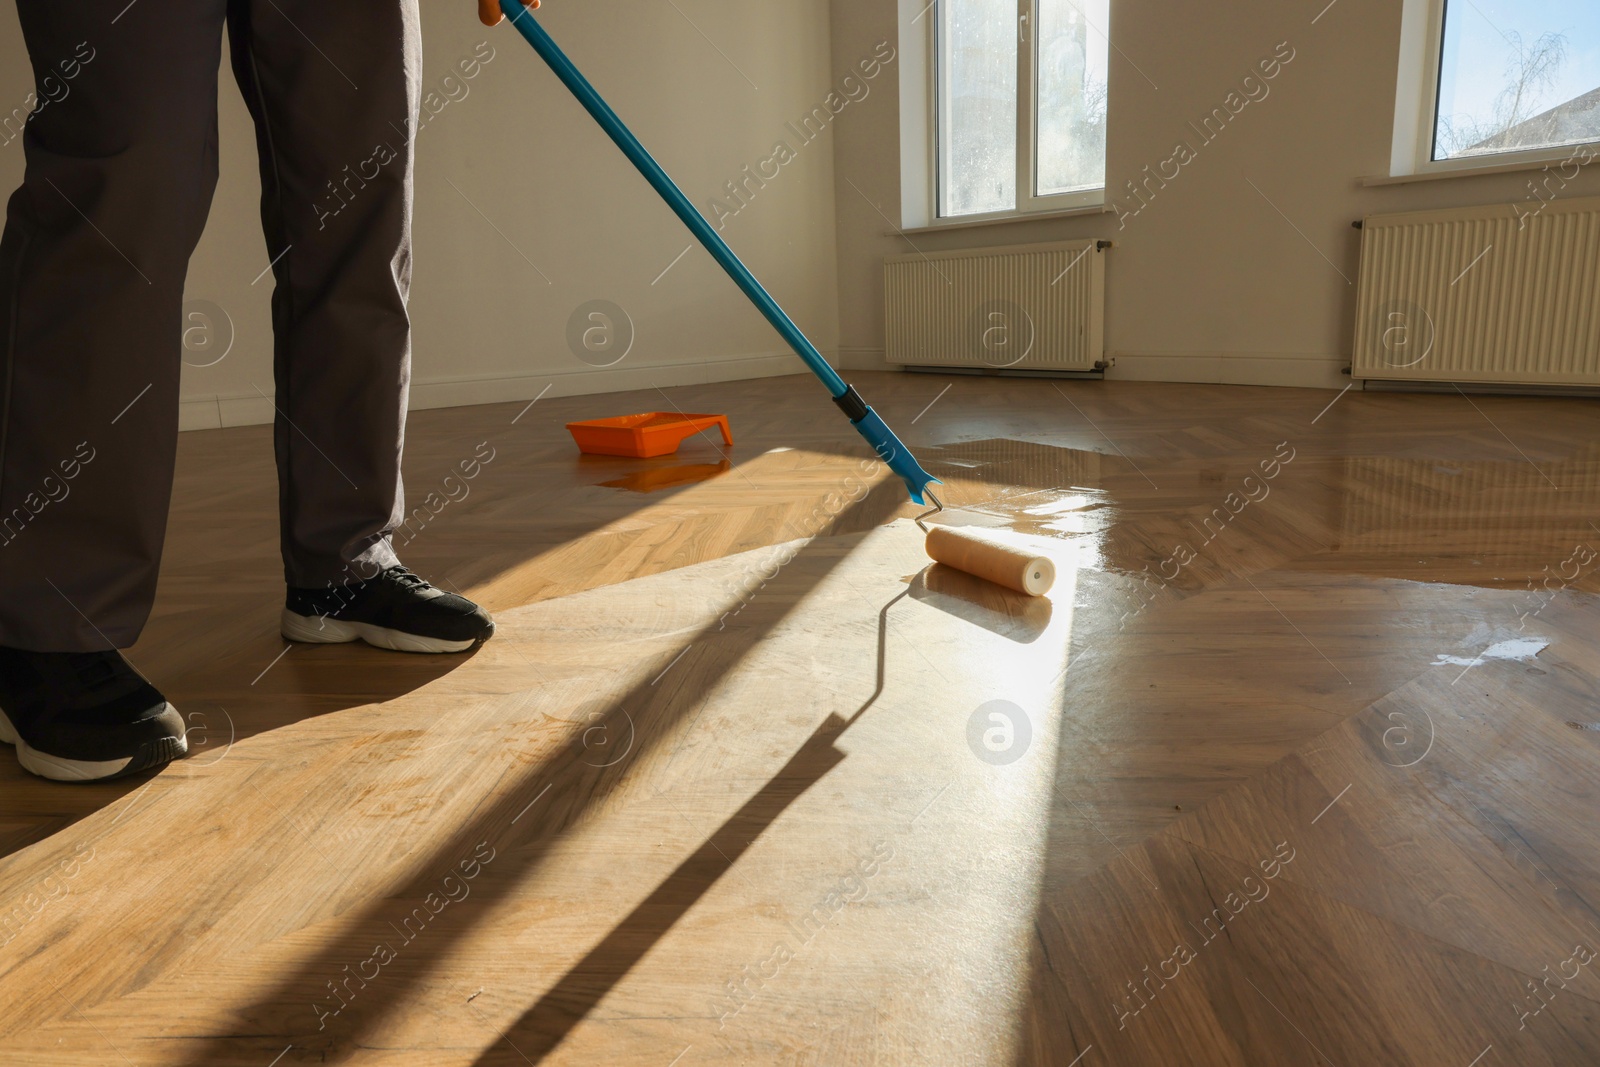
[472,714,850,1065]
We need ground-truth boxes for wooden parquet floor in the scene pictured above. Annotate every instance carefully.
[2,372,1599,1065]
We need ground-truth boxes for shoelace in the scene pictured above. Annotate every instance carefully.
[74,653,120,687]
[42,650,140,701]
[383,566,433,592]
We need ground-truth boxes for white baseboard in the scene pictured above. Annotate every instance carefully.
[177,351,814,431]
[1104,352,1347,390]
[179,348,1347,430]
[179,394,279,431]
[835,346,896,371]
[830,347,1345,390]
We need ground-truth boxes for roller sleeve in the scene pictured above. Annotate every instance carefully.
[924,526,1056,597]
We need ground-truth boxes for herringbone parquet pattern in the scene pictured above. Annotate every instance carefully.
[2,372,1598,1065]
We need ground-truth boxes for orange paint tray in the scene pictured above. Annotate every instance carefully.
[565,412,733,458]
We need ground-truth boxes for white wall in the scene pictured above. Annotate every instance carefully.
[0,2,843,429]
[830,0,1600,389]
[11,1,1598,410]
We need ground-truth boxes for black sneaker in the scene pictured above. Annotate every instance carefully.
[0,648,188,782]
[281,565,495,653]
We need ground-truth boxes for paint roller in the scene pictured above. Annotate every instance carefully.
[496,1,1060,598]
[923,524,1057,597]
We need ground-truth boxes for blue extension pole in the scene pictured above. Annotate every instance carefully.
[498,0,940,504]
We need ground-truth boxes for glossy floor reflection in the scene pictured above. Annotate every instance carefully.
[1,373,1597,1065]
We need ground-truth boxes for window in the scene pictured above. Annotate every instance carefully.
[1435,0,1600,161]
[1392,0,1600,175]
[933,0,1109,220]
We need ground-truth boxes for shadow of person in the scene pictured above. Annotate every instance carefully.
[157,479,905,1066]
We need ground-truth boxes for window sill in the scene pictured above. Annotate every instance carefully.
[890,201,1113,237]
[1362,142,1600,186]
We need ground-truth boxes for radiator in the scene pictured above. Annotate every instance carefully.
[1351,195,1600,386]
[884,239,1105,371]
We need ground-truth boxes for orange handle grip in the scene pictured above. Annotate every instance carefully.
[480,0,540,28]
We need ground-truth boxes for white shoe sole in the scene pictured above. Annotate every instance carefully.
[279,609,478,654]
[0,706,187,782]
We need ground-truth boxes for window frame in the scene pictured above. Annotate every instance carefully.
[1389,0,1600,180]
[903,0,1108,230]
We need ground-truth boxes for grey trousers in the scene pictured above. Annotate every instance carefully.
[0,0,421,651]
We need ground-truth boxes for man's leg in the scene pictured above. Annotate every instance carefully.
[232,0,494,654]
[226,0,419,590]
[0,1,229,651]
[0,2,224,781]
